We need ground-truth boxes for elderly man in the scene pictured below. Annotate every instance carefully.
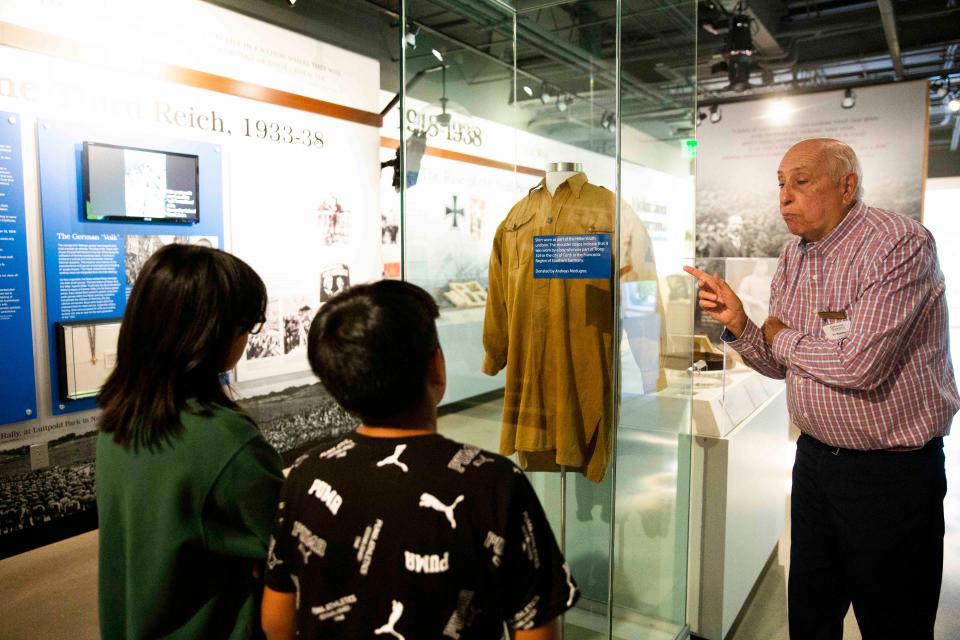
[685,138,957,639]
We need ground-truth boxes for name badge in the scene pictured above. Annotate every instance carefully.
[818,311,850,341]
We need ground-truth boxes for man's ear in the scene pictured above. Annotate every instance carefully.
[841,172,858,204]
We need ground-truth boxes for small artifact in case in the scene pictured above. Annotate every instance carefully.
[56,318,122,401]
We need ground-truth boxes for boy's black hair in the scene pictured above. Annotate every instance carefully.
[98,244,267,449]
[307,280,440,425]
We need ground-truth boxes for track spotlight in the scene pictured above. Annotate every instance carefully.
[432,49,444,62]
[697,110,708,127]
[540,83,554,105]
[437,100,451,126]
[437,65,451,127]
[286,0,296,5]
[600,111,616,132]
[841,88,856,109]
[556,94,573,113]
[949,93,960,113]
[404,25,419,48]
[935,77,949,99]
[725,14,755,92]
[522,85,533,97]
[709,104,721,123]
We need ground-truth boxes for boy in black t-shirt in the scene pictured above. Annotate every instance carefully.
[262,280,578,640]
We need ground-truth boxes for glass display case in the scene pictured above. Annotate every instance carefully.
[397,2,697,638]
[669,257,785,437]
[55,318,121,401]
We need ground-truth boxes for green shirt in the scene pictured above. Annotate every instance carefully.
[96,405,284,639]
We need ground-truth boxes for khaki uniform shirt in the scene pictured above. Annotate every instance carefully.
[482,173,660,483]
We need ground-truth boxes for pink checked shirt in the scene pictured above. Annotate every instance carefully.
[726,201,958,450]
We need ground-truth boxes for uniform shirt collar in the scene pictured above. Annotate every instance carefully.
[531,172,588,198]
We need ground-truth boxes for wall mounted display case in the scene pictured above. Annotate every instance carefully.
[55,318,122,401]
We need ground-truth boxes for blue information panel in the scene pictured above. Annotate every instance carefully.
[0,112,37,425]
[38,120,224,415]
[533,233,612,279]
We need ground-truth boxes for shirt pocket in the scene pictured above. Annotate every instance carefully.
[558,202,614,236]
[504,206,536,270]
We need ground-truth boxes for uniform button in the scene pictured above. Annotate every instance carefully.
[804,412,810,418]
[546,217,553,223]
[797,378,804,385]
[811,275,818,282]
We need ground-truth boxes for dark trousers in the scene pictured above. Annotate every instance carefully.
[789,434,946,639]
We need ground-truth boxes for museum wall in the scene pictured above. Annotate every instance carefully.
[0,0,695,556]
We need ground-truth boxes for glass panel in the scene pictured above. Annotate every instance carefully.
[401,2,695,638]
[400,1,620,636]
[58,320,121,400]
[615,0,696,638]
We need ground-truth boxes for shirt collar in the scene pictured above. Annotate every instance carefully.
[800,200,865,257]
[531,171,588,198]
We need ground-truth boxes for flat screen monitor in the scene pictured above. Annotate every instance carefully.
[82,142,199,223]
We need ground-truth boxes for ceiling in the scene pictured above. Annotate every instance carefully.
[211,0,959,172]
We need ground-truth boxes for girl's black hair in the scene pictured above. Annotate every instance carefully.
[97,244,266,449]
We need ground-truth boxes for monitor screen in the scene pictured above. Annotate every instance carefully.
[83,142,199,223]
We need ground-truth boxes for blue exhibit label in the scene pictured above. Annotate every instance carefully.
[0,112,38,425]
[533,233,612,279]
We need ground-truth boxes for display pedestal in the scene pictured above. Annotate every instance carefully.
[690,368,784,437]
[686,385,789,640]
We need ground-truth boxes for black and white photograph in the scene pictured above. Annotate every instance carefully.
[697,83,928,258]
[0,430,98,558]
[123,149,166,219]
[319,264,351,303]
[381,209,399,245]
[238,382,358,463]
[281,295,315,355]
[695,203,785,258]
[468,196,484,240]
[317,194,350,245]
[124,235,217,285]
[244,297,282,361]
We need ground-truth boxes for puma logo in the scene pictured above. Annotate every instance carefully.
[563,562,577,607]
[419,492,465,529]
[375,600,406,640]
[376,444,409,473]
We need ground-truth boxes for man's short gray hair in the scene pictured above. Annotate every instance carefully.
[817,139,864,202]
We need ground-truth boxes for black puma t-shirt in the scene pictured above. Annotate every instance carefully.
[264,431,579,638]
